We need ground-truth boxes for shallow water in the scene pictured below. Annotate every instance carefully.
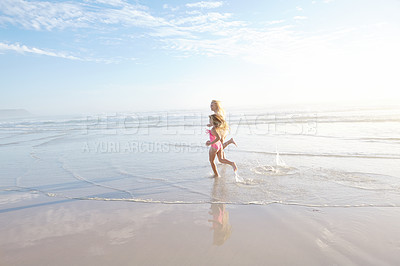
[1,104,400,208]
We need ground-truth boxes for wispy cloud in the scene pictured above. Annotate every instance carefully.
[0,0,165,30]
[85,0,129,7]
[0,42,81,60]
[185,1,224,9]
[0,42,137,63]
[0,0,87,30]
[0,0,242,41]
[0,0,390,71]
[265,20,285,25]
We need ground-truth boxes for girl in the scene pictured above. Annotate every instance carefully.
[206,114,238,177]
[209,100,237,160]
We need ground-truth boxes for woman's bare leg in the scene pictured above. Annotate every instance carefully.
[220,137,226,160]
[220,137,236,160]
[223,138,237,149]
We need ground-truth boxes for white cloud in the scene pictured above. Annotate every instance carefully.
[185,1,223,9]
[266,20,285,25]
[84,0,128,7]
[293,16,308,20]
[0,0,234,38]
[0,0,243,61]
[163,4,179,11]
[0,0,87,30]
[0,0,398,108]
[0,0,166,30]
[0,42,137,63]
[170,12,233,26]
[311,0,334,4]
[0,42,81,60]
[1,0,398,93]
[296,6,303,11]
[0,1,342,66]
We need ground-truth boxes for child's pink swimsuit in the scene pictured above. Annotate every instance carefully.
[207,129,222,151]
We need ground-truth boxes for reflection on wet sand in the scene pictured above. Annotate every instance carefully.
[209,174,232,246]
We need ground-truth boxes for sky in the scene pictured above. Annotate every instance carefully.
[0,0,399,115]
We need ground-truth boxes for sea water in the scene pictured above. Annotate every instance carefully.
[1,103,400,208]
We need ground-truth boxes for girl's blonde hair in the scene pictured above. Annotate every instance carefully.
[209,114,229,137]
[211,100,226,118]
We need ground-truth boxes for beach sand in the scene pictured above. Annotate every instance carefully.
[1,195,399,266]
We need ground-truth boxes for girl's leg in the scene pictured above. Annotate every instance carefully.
[209,147,219,177]
[220,149,226,160]
[216,150,238,172]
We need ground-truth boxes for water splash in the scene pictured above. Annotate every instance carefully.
[250,145,293,176]
[275,144,288,167]
[235,172,244,183]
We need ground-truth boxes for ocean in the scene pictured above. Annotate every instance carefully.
[1,103,400,208]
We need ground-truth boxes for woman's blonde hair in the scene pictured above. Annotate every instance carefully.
[209,114,229,137]
[211,100,226,118]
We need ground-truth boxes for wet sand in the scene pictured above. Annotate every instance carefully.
[1,195,400,266]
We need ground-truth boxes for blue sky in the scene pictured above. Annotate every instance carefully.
[1,0,399,115]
